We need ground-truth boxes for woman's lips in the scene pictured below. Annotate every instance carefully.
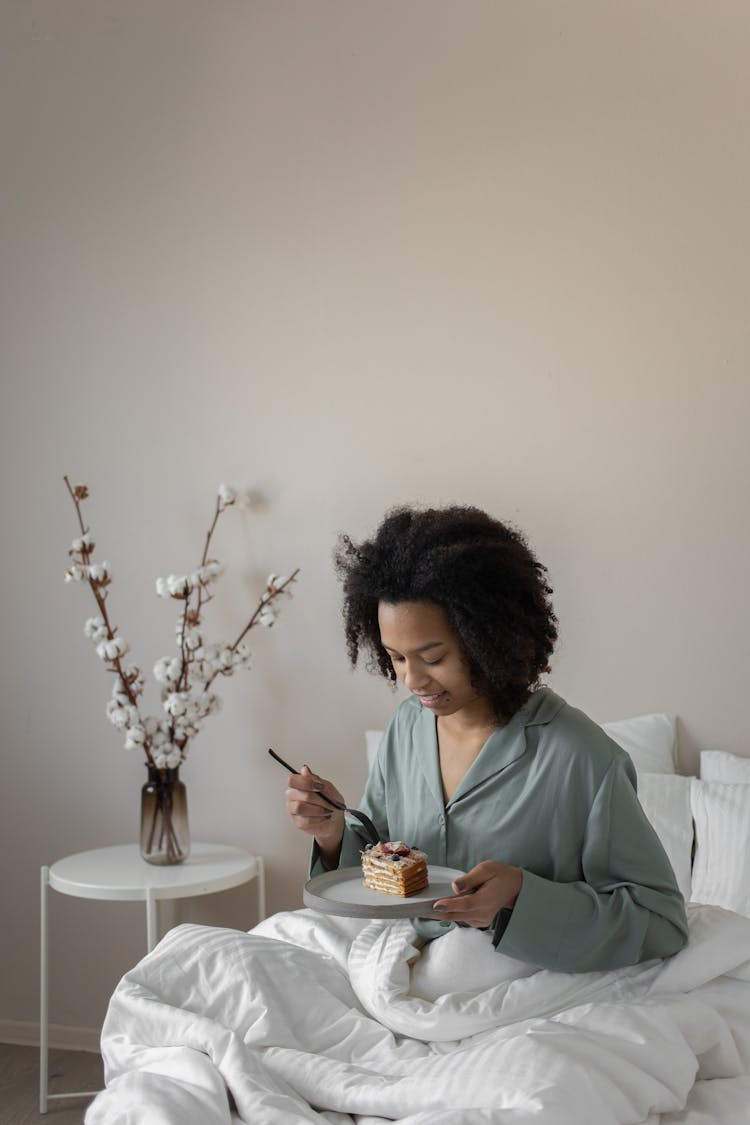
[418,692,447,708]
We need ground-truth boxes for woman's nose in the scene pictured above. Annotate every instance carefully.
[403,662,428,691]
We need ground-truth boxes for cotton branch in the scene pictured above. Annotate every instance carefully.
[64,476,300,773]
[63,477,157,768]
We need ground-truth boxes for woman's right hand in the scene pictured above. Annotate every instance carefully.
[285,765,345,851]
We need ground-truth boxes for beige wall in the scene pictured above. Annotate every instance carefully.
[2,0,749,1041]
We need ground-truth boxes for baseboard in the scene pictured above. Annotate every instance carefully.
[0,1019,101,1053]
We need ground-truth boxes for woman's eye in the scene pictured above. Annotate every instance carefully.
[424,657,444,666]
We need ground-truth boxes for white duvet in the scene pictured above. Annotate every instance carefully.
[86,903,750,1124]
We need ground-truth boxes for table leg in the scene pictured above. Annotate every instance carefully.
[39,866,101,1109]
[39,866,49,1114]
[256,855,266,921]
[146,889,158,952]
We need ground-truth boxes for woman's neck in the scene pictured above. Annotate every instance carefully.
[438,698,502,739]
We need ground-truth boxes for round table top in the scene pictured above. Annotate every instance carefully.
[47,842,261,902]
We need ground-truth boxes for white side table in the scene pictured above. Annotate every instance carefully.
[40,842,265,1113]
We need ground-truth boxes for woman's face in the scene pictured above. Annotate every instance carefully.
[378,600,491,722]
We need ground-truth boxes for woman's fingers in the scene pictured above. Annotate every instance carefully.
[288,767,346,808]
[285,772,333,821]
[294,813,333,829]
[428,893,493,928]
[286,785,344,839]
[287,771,324,795]
[428,862,523,928]
[286,790,333,818]
[284,764,346,844]
[289,806,341,837]
[449,861,496,894]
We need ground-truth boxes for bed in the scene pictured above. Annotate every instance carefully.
[85,715,750,1124]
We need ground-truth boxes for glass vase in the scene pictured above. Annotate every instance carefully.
[140,765,190,865]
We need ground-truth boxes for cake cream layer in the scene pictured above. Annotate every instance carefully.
[361,841,429,897]
[361,864,427,887]
[362,878,426,897]
[362,873,428,896]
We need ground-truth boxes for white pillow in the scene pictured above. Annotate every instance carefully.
[700,750,750,784]
[635,774,693,901]
[601,713,677,775]
[690,779,750,918]
[365,730,384,771]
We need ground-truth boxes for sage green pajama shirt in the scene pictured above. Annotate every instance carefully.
[311,687,688,972]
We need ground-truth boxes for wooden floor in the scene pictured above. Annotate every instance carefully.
[0,1044,103,1125]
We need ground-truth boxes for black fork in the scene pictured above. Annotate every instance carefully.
[268,748,381,848]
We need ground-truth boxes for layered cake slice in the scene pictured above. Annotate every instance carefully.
[361,840,429,897]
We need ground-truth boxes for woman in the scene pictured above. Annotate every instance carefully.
[286,504,688,972]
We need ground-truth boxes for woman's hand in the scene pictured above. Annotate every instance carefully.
[285,765,345,852]
[429,861,523,929]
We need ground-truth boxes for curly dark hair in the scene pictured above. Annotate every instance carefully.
[334,504,558,721]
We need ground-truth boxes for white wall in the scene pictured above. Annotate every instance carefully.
[2,0,749,1040]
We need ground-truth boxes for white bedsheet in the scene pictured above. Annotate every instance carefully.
[85,903,750,1125]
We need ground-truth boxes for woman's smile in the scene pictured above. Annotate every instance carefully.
[417,690,449,708]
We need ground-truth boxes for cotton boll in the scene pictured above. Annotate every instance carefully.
[202,692,222,716]
[156,752,183,769]
[97,638,125,662]
[122,664,145,696]
[193,562,224,586]
[70,532,95,554]
[183,628,202,650]
[163,692,189,718]
[165,574,193,598]
[151,723,170,749]
[111,677,131,707]
[106,701,132,729]
[176,623,203,650]
[88,562,111,584]
[174,717,200,741]
[124,725,146,750]
[97,635,129,661]
[218,483,238,505]
[154,656,182,685]
[152,746,182,769]
[84,616,108,641]
[259,605,277,627]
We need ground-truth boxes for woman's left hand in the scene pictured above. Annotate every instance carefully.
[429,861,523,929]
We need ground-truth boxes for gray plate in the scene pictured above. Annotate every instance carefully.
[303,865,464,919]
